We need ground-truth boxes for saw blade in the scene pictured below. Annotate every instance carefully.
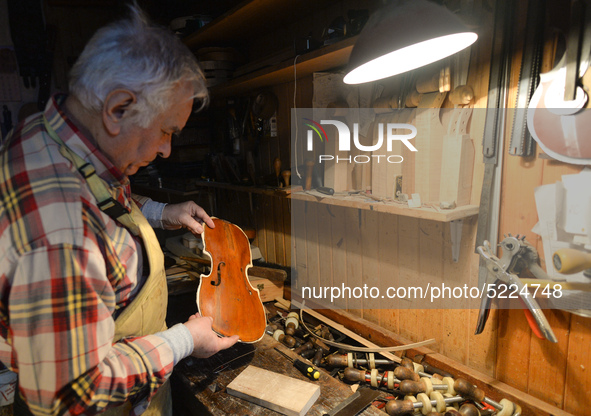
[509,0,546,157]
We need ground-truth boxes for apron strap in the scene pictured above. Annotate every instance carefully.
[42,116,141,236]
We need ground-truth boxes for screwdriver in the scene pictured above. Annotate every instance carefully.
[274,347,320,381]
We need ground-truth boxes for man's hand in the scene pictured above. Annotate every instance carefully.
[161,201,215,235]
[183,313,240,358]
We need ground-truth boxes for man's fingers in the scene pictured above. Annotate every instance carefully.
[220,335,240,349]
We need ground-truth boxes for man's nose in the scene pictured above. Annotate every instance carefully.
[157,140,171,159]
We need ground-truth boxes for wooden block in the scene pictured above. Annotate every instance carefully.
[248,266,286,303]
[439,134,475,206]
[226,365,320,416]
[248,275,284,303]
[323,121,349,192]
[371,113,403,199]
[414,94,446,203]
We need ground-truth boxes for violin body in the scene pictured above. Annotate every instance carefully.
[527,55,591,165]
[197,218,266,343]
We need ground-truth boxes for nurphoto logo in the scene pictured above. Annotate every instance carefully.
[305,118,418,164]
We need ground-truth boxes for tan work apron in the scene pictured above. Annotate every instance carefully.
[39,116,172,415]
[101,202,172,416]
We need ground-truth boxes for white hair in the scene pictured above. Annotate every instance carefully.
[68,3,208,127]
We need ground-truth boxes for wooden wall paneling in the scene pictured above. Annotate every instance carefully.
[330,205,348,310]
[344,208,363,316]
[253,194,266,260]
[282,197,291,267]
[378,213,400,332]
[527,309,570,408]
[439,218,475,365]
[564,313,591,415]
[271,196,285,265]
[317,204,334,305]
[495,12,544,386]
[360,209,380,325]
[397,216,420,341]
[463,217,498,378]
[305,202,320,292]
[417,220,445,349]
[262,195,275,263]
[292,199,308,292]
[273,83,291,171]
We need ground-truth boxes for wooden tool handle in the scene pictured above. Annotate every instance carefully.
[325,355,348,367]
[400,357,415,370]
[553,248,591,274]
[293,341,314,355]
[394,366,420,382]
[449,85,474,105]
[399,379,425,395]
[453,378,485,402]
[274,158,282,185]
[282,170,291,187]
[343,367,366,382]
[385,399,415,415]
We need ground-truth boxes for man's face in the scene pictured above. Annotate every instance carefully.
[109,82,194,176]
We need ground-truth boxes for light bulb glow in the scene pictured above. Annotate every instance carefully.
[344,32,478,84]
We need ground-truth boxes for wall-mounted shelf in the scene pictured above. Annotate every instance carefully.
[183,0,342,50]
[291,190,479,222]
[209,36,356,97]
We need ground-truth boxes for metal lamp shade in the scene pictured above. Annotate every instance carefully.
[343,0,477,84]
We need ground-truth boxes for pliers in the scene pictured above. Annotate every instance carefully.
[475,240,558,343]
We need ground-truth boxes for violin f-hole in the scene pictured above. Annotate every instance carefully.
[211,261,225,286]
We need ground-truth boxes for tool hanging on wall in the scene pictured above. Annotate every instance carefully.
[475,240,558,343]
[475,0,515,287]
[509,0,546,157]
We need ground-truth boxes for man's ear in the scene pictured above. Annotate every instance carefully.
[102,89,137,136]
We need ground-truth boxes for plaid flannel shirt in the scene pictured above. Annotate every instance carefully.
[0,95,174,415]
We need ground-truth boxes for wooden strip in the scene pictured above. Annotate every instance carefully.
[440,221,470,365]
[273,195,286,265]
[344,208,362,313]
[282,197,291,267]
[330,205,348,310]
[527,309,570,408]
[316,204,333,307]
[361,209,380,324]
[564,313,591,415]
[397,217,420,341]
[304,202,320,290]
[378,213,400,332]
[292,199,308,292]
[417,219,444,346]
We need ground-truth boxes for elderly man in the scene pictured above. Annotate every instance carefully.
[0,4,238,416]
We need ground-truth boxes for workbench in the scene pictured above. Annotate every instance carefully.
[172,334,388,416]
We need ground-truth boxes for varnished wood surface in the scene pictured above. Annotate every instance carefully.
[175,335,387,416]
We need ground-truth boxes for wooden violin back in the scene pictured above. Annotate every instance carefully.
[197,218,266,343]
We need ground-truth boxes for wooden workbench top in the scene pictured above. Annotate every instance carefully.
[174,334,388,415]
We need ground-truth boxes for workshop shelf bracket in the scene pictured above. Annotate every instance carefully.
[450,219,463,263]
